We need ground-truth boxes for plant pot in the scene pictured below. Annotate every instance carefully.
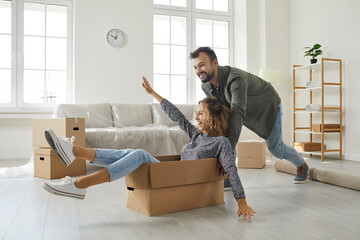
[310,59,318,64]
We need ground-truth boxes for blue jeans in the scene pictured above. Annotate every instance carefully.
[266,104,304,167]
[91,149,159,182]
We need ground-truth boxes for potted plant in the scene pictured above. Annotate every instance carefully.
[304,44,322,64]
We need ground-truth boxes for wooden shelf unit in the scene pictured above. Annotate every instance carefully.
[292,58,343,161]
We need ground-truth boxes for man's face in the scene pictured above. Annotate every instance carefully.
[193,52,217,83]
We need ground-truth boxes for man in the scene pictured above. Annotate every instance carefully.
[189,47,308,186]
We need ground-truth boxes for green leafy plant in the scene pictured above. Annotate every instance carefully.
[304,44,322,59]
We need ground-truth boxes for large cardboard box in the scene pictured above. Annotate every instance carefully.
[312,124,340,132]
[237,140,266,169]
[34,148,86,179]
[32,118,85,148]
[125,155,224,216]
[294,142,321,152]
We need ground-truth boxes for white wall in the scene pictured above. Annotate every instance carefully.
[290,0,360,161]
[74,0,153,104]
[234,0,291,144]
[0,0,153,159]
[0,118,35,159]
[262,0,291,145]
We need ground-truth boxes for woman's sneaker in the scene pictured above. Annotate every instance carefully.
[293,162,309,184]
[42,176,86,199]
[45,129,75,166]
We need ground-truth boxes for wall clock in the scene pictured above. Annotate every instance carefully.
[106,29,126,48]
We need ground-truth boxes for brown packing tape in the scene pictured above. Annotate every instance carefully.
[274,160,360,191]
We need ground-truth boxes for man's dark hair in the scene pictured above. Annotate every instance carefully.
[189,47,217,63]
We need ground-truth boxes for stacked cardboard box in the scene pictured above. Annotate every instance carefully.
[237,140,266,169]
[125,155,224,216]
[32,118,86,179]
[312,124,340,132]
[294,142,321,152]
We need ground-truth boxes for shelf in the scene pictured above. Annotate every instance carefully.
[293,61,340,71]
[294,105,340,114]
[294,85,340,92]
[296,150,340,156]
[294,111,339,114]
[294,130,340,134]
[293,58,342,161]
[294,109,340,114]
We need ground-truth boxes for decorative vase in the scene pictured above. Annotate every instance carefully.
[310,59,318,64]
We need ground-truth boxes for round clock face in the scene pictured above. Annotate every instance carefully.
[106,29,126,48]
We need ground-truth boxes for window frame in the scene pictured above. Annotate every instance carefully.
[153,0,233,104]
[153,8,191,103]
[192,12,233,102]
[192,0,233,17]
[0,0,73,110]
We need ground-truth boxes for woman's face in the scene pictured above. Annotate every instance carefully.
[195,103,211,134]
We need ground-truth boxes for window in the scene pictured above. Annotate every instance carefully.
[0,0,72,110]
[153,14,188,104]
[0,0,12,105]
[195,17,230,102]
[154,0,186,8]
[153,0,232,104]
[196,0,228,12]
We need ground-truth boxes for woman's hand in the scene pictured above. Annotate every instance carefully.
[142,76,154,94]
[237,198,255,220]
[142,76,163,103]
[216,162,225,177]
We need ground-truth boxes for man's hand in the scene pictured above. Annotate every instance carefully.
[237,198,255,220]
[142,76,154,94]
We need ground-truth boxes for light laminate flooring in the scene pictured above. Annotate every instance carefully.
[0,154,360,240]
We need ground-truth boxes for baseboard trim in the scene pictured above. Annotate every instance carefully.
[344,154,360,162]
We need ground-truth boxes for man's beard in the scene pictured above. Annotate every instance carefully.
[199,70,214,83]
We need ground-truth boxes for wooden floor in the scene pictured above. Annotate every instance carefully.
[1,154,360,240]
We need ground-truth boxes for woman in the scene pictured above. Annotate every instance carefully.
[42,77,255,219]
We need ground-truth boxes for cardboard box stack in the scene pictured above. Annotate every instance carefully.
[312,124,340,132]
[237,140,266,169]
[125,155,224,216]
[294,142,321,152]
[32,118,86,179]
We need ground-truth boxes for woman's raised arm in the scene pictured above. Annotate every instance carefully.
[142,76,163,103]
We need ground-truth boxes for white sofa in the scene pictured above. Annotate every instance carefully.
[53,102,197,155]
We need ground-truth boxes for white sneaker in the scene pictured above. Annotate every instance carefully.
[42,176,86,199]
[45,129,75,166]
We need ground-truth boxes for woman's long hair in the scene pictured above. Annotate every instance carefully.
[198,96,230,136]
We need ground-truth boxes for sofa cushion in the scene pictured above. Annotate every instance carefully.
[111,104,152,127]
[53,103,113,128]
[85,126,189,155]
[152,103,196,126]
